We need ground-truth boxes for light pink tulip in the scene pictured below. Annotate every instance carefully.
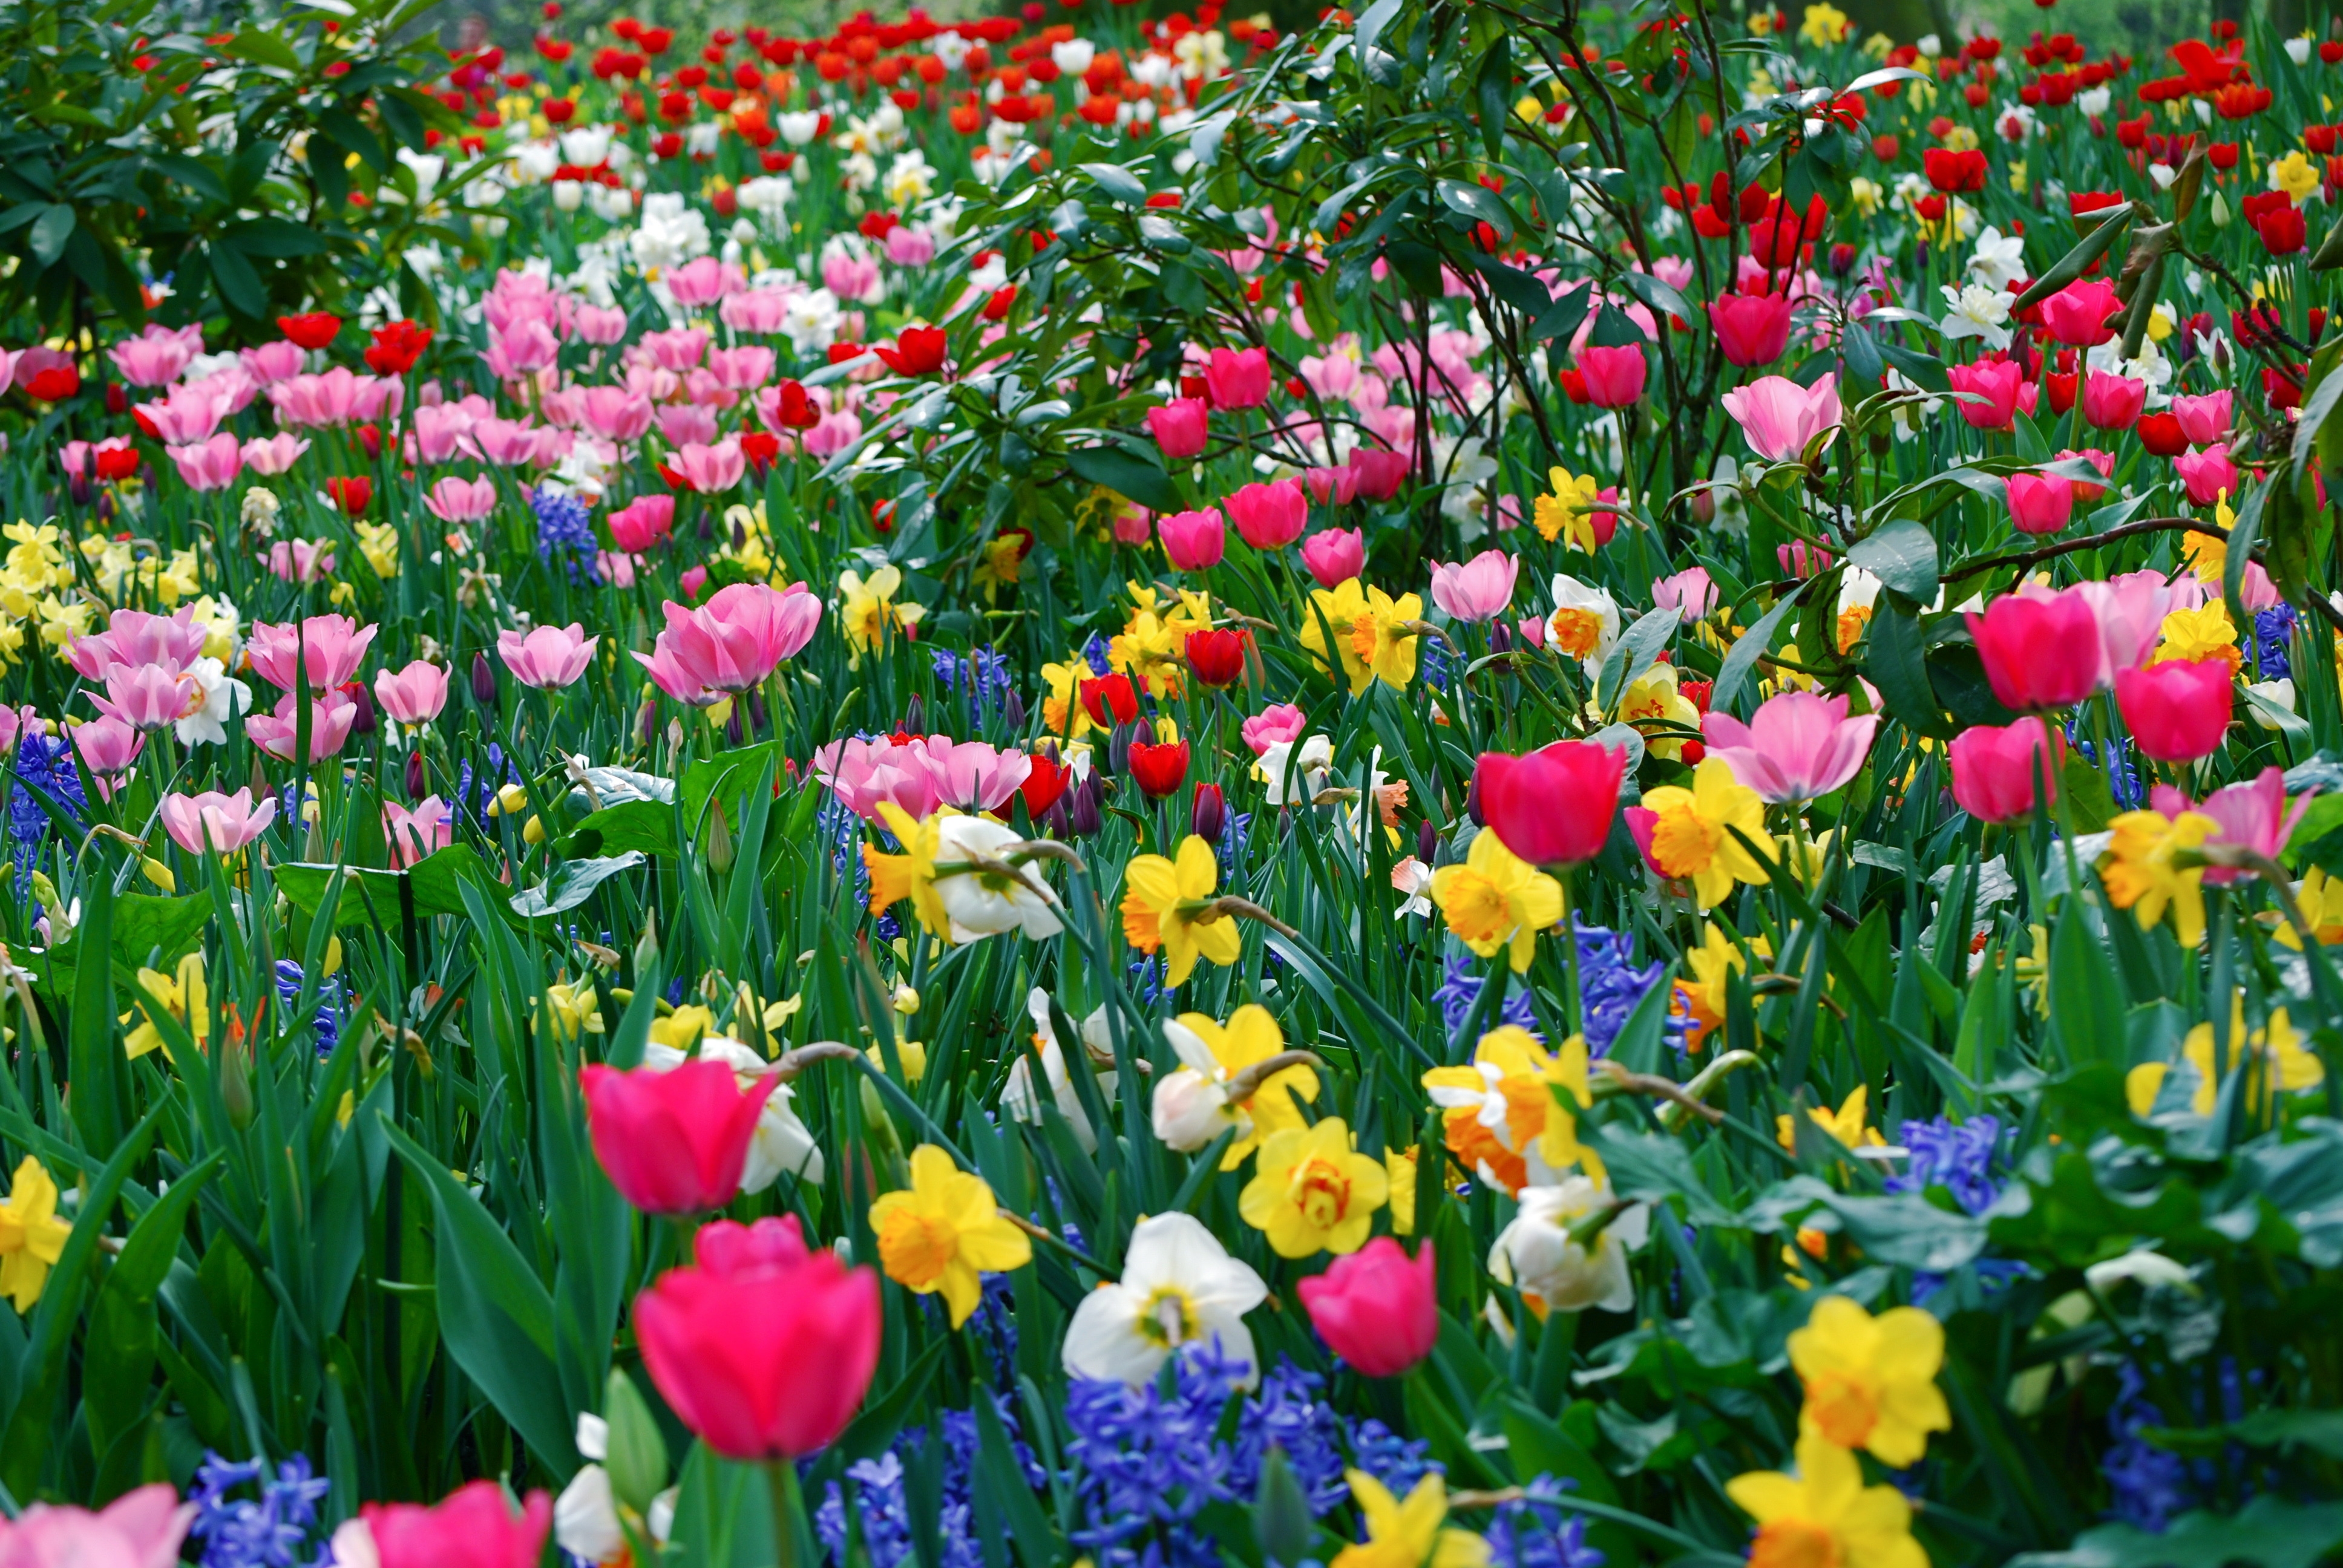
[267,539,336,584]
[410,402,476,465]
[71,714,145,795]
[0,1483,193,1567]
[1240,702,1307,756]
[425,475,497,523]
[1303,466,1360,506]
[473,417,545,468]
[1720,374,1842,463]
[374,661,450,726]
[160,788,278,856]
[137,382,230,443]
[68,608,209,681]
[643,328,710,372]
[580,385,654,443]
[1701,691,1879,804]
[499,623,597,688]
[810,736,942,823]
[241,433,310,475]
[246,615,377,694]
[384,796,454,867]
[634,584,821,703]
[669,256,746,305]
[269,368,398,428]
[2152,767,2308,886]
[2077,572,2174,675]
[1429,550,1519,622]
[709,345,776,391]
[93,662,197,731]
[110,324,202,387]
[247,690,359,762]
[576,304,630,344]
[240,339,307,385]
[1652,566,1718,624]
[666,439,746,494]
[166,433,243,492]
[719,289,791,335]
[915,736,1032,813]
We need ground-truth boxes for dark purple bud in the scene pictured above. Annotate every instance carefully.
[903,693,925,735]
[404,748,428,801]
[1068,773,1103,837]
[1417,817,1438,864]
[470,651,497,707]
[344,680,377,737]
[1107,720,1136,778]
[1465,771,1485,828]
[1190,783,1226,844]
[1001,687,1026,729]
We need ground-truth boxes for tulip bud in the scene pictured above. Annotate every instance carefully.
[749,689,768,736]
[903,693,925,734]
[1001,686,1026,728]
[1465,772,1485,827]
[471,651,498,707]
[704,802,735,873]
[724,705,744,747]
[404,748,428,801]
[343,679,378,737]
[1067,773,1103,837]
[1417,817,1439,864]
[1190,782,1225,844]
[221,1034,255,1129]
[1488,621,1513,655]
[603,1368,671,1515]
[1107,720,1136,777]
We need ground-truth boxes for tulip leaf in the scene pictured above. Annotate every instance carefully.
[27,202,74,267]
[2013,203,2130,310]
[1711,580,1807,717]
[513,852,647,918]
[2005,1497,2343,1568]
[1866,601,1950,739]
[1064,443,1181,514]
[1847,518,1939,603]
[1617,266,1691,328]
[275,844,503,927]
[572,799,678,858]
[1077,162,1148,206]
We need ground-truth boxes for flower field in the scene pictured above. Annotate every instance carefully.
[7,0,2343,1562]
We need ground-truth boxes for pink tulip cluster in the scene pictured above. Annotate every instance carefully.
[811,734,1034,821]
[635,583,822,704]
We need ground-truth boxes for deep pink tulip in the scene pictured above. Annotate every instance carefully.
[2006,472,2074,536]
[1720,374,1841,462]
[1967,588,2106,711]
[1348,446,1410,500]
[1158,507,1226,570]
[2080,371,2146,431]
[2115,658,2233,763]
[634,1215,881,1460]
[1947,359,2026,431]
[2169,390,2232,447]
[70,715,145,796]
[1147,397,1210,459]
[2077,572,2174,675]
[582,1059,779,1214]
[1240,702,1308,756]
[1949,719,2063,823]
[608,494,676,552]
[246,615,376,694]
[1303,466,1360,506]
[498,624,597,689]
[2036,278,2121,347]
[160,788,277,857]
[356,1480,551,1568]
[1700,691,1879,804]
[1429,550,1519,622]
[1297,1236,1437,1378]
[374,660,450,725]
[247,691,358,762]
[424,475,497,523]
[1578,344,1649,407]
[1476,740,1626,867]
[1204,345,1271,409]
[1299,528,1365,589]
[1711,290,1793,366]
[1227,479,1308,549]
[0,1483,192,1567]
[2174,443,2240,507]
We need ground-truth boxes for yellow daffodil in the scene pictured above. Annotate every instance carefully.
[1119,835,1242,987]
[355,520,401,578]
[2272,149,2323,202]
[1787,1295,1952,1466]
[0,1157,71,1313]
[649,1004,716,1051]
[1386,1145,1420,1235]
[1614,664,1701,760]
[1040,648,1103,740]
[1299,578,1422,696]
[2276,866,2343,949]
[123,951,208,1062]
[2099,808,2218,949]
[870,1145,1032,1326]
[839,564,925,667]
[865,802,953,941]
[1110,581,1211,699]
[543,982,605,1040]
[1238,1116,1389,1258]
[1777,1085,1887,1155]
[1157,1003,1319,1168]
[973,534,1026,602]
[1798,0,1852,45]
[1674,921,1747,1050]
[2152,602,2242,675]
[1429,831,1562,974]
[1423,1027,1601,1195]
[1331,1470,1489,1568]
[1633,757,1772,909]
[2126,993,2325,1117]
[1532,469,1620,552]
[1726,1434,1927,1568]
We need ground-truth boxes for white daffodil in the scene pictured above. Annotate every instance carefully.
[1149,1019,1245,1151]
[555,1414,624,1564]
[1966,226,2027,292]
[1489,1174,1648,1314]
[175,657,251,748]
[1062,1212,1268,1387]
[1390,855,1433,920]
[642,1037,824,1189]
[1003,988,1119,1152]
[1546,573,1621,680]
[1257,733,1332,806]
[932,815,1063,941]
[629,192,712,275]
[1938,281,2013,351]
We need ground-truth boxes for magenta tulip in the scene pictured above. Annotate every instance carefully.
[1967,588,2106,712]
[581,1059,780,1214]
[1948,719,2063,823]
[1577,344,1649,407]
[2006,473,2074,536]
[1710,290,1793,367]
[2115,658,2233,763]
[1475,740,1626,867]
[1297,1237,1437,1377]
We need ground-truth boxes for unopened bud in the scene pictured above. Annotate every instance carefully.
[1190,783,1226,844]
[471,651,498,707]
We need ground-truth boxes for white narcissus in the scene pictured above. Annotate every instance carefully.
[1062,1212,1268,1388]
[1002,988,1117,1153]
[931,817,1063,942]
[1489,1175,1648,1315]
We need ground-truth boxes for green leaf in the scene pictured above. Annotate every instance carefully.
[1712,581,1807,716]
[1065,443,1180,513]
[1596,606,1677,714]
[223,28,303,71]
[1435,178,1515,240]
[275,845,503,927]
[208,238,267,319]
[1867,601,1950,740]
[1078,162,1147,205]
[1847,518,1938,602]
[69,874,127,1155]
[2006,1497,2343,1568]
[513,852,647,918]
[1617,266,1693,328]
[1475,39,1511,160]
[84,1151,224,1460]
[2013,205,2130,310]
[223,216,326,258]
[970,1388,1058,1566]
[28,203,74,267]
[2048,907,2125,1068]
[1582,1123,1737,1225]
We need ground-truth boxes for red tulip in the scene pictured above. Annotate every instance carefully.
[579,1059,779,1215]
[1967,588,2105,712]
[365,319,434,376]
[360,1480,551,1568]
[1129,738,1191,799]
[635,1216,880,1460]
[1298,1236,1437,1377]
[2115,658,2233,763]
[2137,411,2189,457]
[328,475,373,517]
[875,324,948,376]
[1185,627,1249,688]
[277,312,344,351]
[1020,750,1070,818]
[1475,740,1626,868]
[16,347,80,403]
[1948,719,2063,823]
[1711,291,1792,367]
[1348,446,1409,501]
[1078,671,1139,728]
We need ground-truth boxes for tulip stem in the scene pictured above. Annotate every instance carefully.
[767,1459,802,1568]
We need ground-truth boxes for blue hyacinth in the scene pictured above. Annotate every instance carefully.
[1486,1475,1607,1568]
[1349,1417,1441,1495]
[1887,1115,2003,1215]
[2102,1362,2191,1532]
[274,961,342,1057]
[189,1451,333,1568]
[1572,920,1686,1058]
[11,730,85,894]
[2253,603,2297,681]
[532,483,601,583]
[1431,954,1541,1040]
[1081,632,1114,676]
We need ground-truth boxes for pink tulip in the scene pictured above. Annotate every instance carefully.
[267,540,336,584]
[1779,538,1835,579]
[634,1215,881,1460]
[1303,466,1360,506]
[2170,390,2232,446]
[488,318,560,377]
[1720,374,1841,462]
[2115,658,2233,763]
[375,660,450,726]
[2057,446,2115,501]
[1204,345,1271,409]
[93,662,197,731]
[579,385,654,443]
[1298,1236,1437,1378]
[247,691,358,762]
[609,494,675,552]
[1947,359,2026,431]
[110,324,201,387]
[636,585,820,703]
[2006,472,2074,536]
[576,304,629,345]
[2080,371,2146,431]
[1227,479,1308,549]
[1300,528,1365,589]
[382,796,454,867]
[160,788,277,856]
[2077,572,2175,675]
[1711,290,1794,366]
[0,1484,193,1568]
[914,737,1034,813]
[666,439,746,494]
[1240,702,1308,756]
[669,255,743,305]
[409,403,475,465]
[810,736,943,823]
[246,615,376,693]
[71,714,145,788]
[2156,767,2307,884]
[165,432,243,492]
[1949,719,2063,823]
[1476,741,1627,867]
[2174,443,2240,507]
[709,345,776,391]
[1147,397,1210,460]
[1578,344,1650,407]
[241,433,310,475]
[1701,691,1879,804]
[582,1059,779,1214]
[68,609,208,682]
[138,382,228,443]
[347,1480,552,1568]
[424,475,497,523]
[1158,507,1226,571]
[269,368,398,428]
[2037,278,2121,347]
[498,623,597,689]
[240,340,306,384]
[643,327,710,371]
[1429,549,1519,622]
[886,225,937,266]
[1652,566,1718,624]
[1967,587,2106,712]
[657,401,721,448]
[1348,446,1410,500]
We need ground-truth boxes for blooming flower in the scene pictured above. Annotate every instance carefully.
[1063,1212,1269,1387]
[1152,1004,1318,1166]
[1786,1295,1951,1466]
[1626,757,1772,908]
[1724,1434,1926,1568]
[1430,830,1564,974]
[870,1145,1032,1327]
[2126,991,2324,1117]
[1120,835,1243,988]
[1330,1470,1489,1568]
[1489,1174,1647,1316]
[0,1155,71,1311]
[1238,1116,1388,1258]
[2099,807,2218,949]
[1300,578,1423,696]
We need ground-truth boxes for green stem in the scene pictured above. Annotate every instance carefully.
[766,1459,801,1568]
